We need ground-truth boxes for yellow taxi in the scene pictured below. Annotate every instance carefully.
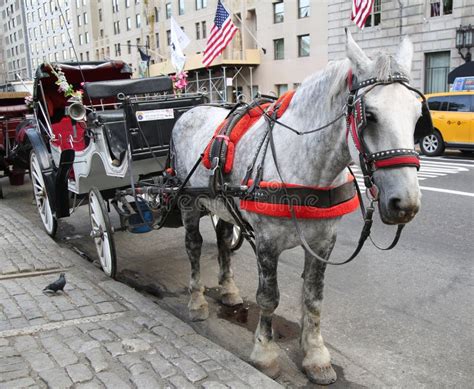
[420,91,474,156]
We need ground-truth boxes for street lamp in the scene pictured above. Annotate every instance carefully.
[456,24,473,62]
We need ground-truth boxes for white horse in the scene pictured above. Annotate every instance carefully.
[171,31,424,384]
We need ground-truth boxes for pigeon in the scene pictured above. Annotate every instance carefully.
[43,272,66,294]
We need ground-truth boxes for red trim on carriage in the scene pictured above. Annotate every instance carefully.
[240,195,359,219]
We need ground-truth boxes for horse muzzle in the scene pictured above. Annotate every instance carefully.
[374,169,421,225]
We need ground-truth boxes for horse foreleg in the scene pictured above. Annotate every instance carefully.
[182,207,208,321]
[215,219,243,306]
[250,240,281,379]
[301,237,337,385]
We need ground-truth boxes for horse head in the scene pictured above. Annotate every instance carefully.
[345,30,422,225]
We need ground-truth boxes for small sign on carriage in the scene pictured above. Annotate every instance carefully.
[135,109,175,122]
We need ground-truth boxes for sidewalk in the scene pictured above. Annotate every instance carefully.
[0,203,281,389]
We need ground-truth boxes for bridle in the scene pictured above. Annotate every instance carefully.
[345,70,425,200]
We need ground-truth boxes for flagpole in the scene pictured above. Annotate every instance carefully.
[222,0,267,55]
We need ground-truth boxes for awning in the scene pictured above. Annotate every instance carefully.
[0,104,28,114]
[448,61,474,83]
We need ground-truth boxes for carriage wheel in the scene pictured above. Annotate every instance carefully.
[30,151,57,237]
[210,214,244,252]
[89,187,117,278]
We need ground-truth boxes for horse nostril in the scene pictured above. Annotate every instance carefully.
[389,197,402,211]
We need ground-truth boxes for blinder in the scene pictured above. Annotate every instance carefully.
[415,97,434,141]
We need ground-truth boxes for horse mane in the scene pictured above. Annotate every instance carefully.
[290,49,411,116]
[290,59,352,110]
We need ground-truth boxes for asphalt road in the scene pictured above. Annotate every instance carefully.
[1,152,473,388]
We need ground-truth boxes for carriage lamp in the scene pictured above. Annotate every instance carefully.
[456,24,473,62]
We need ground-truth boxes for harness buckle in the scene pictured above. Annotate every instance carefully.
[366,184,379,202]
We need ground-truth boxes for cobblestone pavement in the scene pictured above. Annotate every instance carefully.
[0,203,281,388]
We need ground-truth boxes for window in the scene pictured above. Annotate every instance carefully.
[447,95,471,112]
[127,40,131,54]
[77,15,81,26]
[166,30,171,46]
[98,9,102,22]
[154,7,159,22]
[136,14,141,27]
[365,0,381,28]
[100,29,104,38]
[273,38,284,60]
[202,21,207,39]
[85,32,89,43]
[79,34,83,44]
[114,21,120,34]
[166,2,171,19]
[430,0,452,17]
[126,17,131,30]
[83,12,88,24]
[196,22,201,39]
[425,52,450,93]
[273,1,284,23]
[298,34,310,57]
[276,84,288,96]
[179,0,185,15]
[112,0,119,13]
[298,0,310,18]
[195,0,207,10]
[125,0,130,8]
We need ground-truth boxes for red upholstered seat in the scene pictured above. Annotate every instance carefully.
[51,117,87,152]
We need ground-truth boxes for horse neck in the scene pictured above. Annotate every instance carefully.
[272,77,352,187]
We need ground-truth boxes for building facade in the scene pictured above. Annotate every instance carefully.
[149,0,328,101]
[24,0,73,72]
[328,0,474,93]
[0,0,30,84]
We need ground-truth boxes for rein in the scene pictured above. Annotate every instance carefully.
[237,71,421,265]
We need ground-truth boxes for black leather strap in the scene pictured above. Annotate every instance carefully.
[243,180,356,208]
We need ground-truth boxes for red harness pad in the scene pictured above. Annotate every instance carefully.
[240,178,360,219]
[202,91,295,173]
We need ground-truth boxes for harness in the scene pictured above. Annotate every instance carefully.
[175,70,433,266]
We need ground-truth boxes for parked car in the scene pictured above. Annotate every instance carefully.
[419,91,474,156]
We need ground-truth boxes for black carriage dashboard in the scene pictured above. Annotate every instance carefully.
[83,77,206,164]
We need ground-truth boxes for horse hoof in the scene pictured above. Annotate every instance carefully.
[189,304,209,321]
[303,364,337,385]
[252,359,281,379]
[221,293,243,307]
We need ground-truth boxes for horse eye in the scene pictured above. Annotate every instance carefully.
[366,111,377,122]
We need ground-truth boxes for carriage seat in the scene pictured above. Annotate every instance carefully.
[51,117,87,152]
[84,77,173,99]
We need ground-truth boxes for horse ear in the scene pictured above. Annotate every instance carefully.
[395,36,414,75]
[345,28,371,75]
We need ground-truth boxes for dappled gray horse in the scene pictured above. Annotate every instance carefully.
[171,31,423,384]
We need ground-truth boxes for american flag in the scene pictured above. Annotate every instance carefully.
[351,0,375,29]
[202,0,238,67]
